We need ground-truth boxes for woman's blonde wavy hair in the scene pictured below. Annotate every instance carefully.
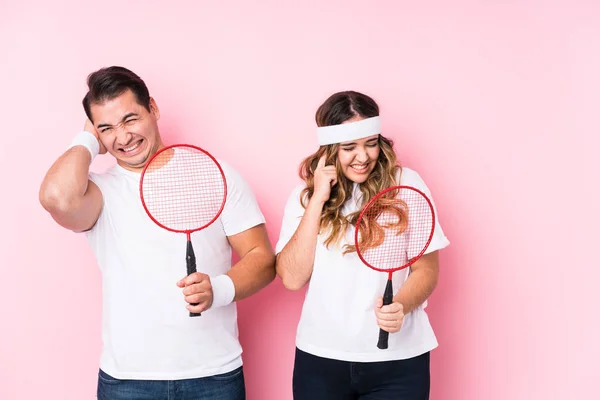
[299,91,405,254]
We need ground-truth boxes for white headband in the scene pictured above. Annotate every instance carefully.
[317,116,382,146]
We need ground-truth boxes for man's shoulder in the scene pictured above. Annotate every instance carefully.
[215,159,254,193]
[88,165,132,195]
[89,164,121,180]
[215,158,241,179]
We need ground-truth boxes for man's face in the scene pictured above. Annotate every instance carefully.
[90,89,163,171]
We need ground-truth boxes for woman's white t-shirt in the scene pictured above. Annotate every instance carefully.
[275,167,450,362]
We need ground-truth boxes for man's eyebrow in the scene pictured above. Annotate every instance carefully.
[97,113,139,129]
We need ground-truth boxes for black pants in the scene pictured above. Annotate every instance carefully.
[292,348,430,400]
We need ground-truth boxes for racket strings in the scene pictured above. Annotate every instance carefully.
[357,188,434,271]
[358,194,408,248]
[141,147,226,231]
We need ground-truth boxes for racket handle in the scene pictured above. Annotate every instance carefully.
[377,279,394,350]
[186,241,201,317]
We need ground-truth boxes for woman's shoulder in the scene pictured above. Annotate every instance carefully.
[283,182,309,209]
[397,166,430,191]
[398,166,420,182]
[289,182,307,198]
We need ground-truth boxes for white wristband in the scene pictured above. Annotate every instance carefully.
[67,131,100,161]
[210,274,236,309]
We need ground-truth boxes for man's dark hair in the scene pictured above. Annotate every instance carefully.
[82,66,151,122]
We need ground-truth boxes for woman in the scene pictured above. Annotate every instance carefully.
[275,91,450,399]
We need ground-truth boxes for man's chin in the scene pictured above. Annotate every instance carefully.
[114,153,151,171]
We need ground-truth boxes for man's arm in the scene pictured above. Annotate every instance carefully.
[39,121,105,232]
[178,224,275,314]
[178,162,276,313]
[226,223,276,301]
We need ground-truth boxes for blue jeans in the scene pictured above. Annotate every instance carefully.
[97,366,245,400]
[292,348,430,399]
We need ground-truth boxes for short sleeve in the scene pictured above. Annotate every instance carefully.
[400,168,450,255]
[83,171,108,237]
[219,161,266,236]
[275,185,306,254]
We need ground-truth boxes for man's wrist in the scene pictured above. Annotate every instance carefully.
[210,274,236,309]
[67,131,100,162]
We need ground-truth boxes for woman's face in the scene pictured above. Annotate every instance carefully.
[336,116,380,183]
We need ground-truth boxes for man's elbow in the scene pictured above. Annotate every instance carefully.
[258,249,276,284]
[39,183,76,215]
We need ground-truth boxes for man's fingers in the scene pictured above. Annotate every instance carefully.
[380,303,403,314]
[184,292,211,305]
[182,281,212,296]
[177,272,209,287]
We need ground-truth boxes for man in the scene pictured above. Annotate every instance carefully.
[39,66,275,399]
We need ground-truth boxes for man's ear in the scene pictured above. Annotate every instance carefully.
[149,97,160,121]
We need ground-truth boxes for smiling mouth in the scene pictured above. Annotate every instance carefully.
[350,162,369,173]
[119,139,143,155]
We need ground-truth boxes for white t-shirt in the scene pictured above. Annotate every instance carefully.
[86,160,265,380]
[275,167,450,362]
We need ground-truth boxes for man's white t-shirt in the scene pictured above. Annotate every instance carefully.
[86,160,265,380]
[275,167,450,362]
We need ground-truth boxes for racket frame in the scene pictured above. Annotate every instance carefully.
[354,185,435,277]
[139,143,227,238]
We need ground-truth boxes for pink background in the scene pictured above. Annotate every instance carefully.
[1,1,599,399]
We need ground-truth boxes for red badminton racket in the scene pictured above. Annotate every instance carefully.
[140,144,227,317]
[355,186,435,349]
